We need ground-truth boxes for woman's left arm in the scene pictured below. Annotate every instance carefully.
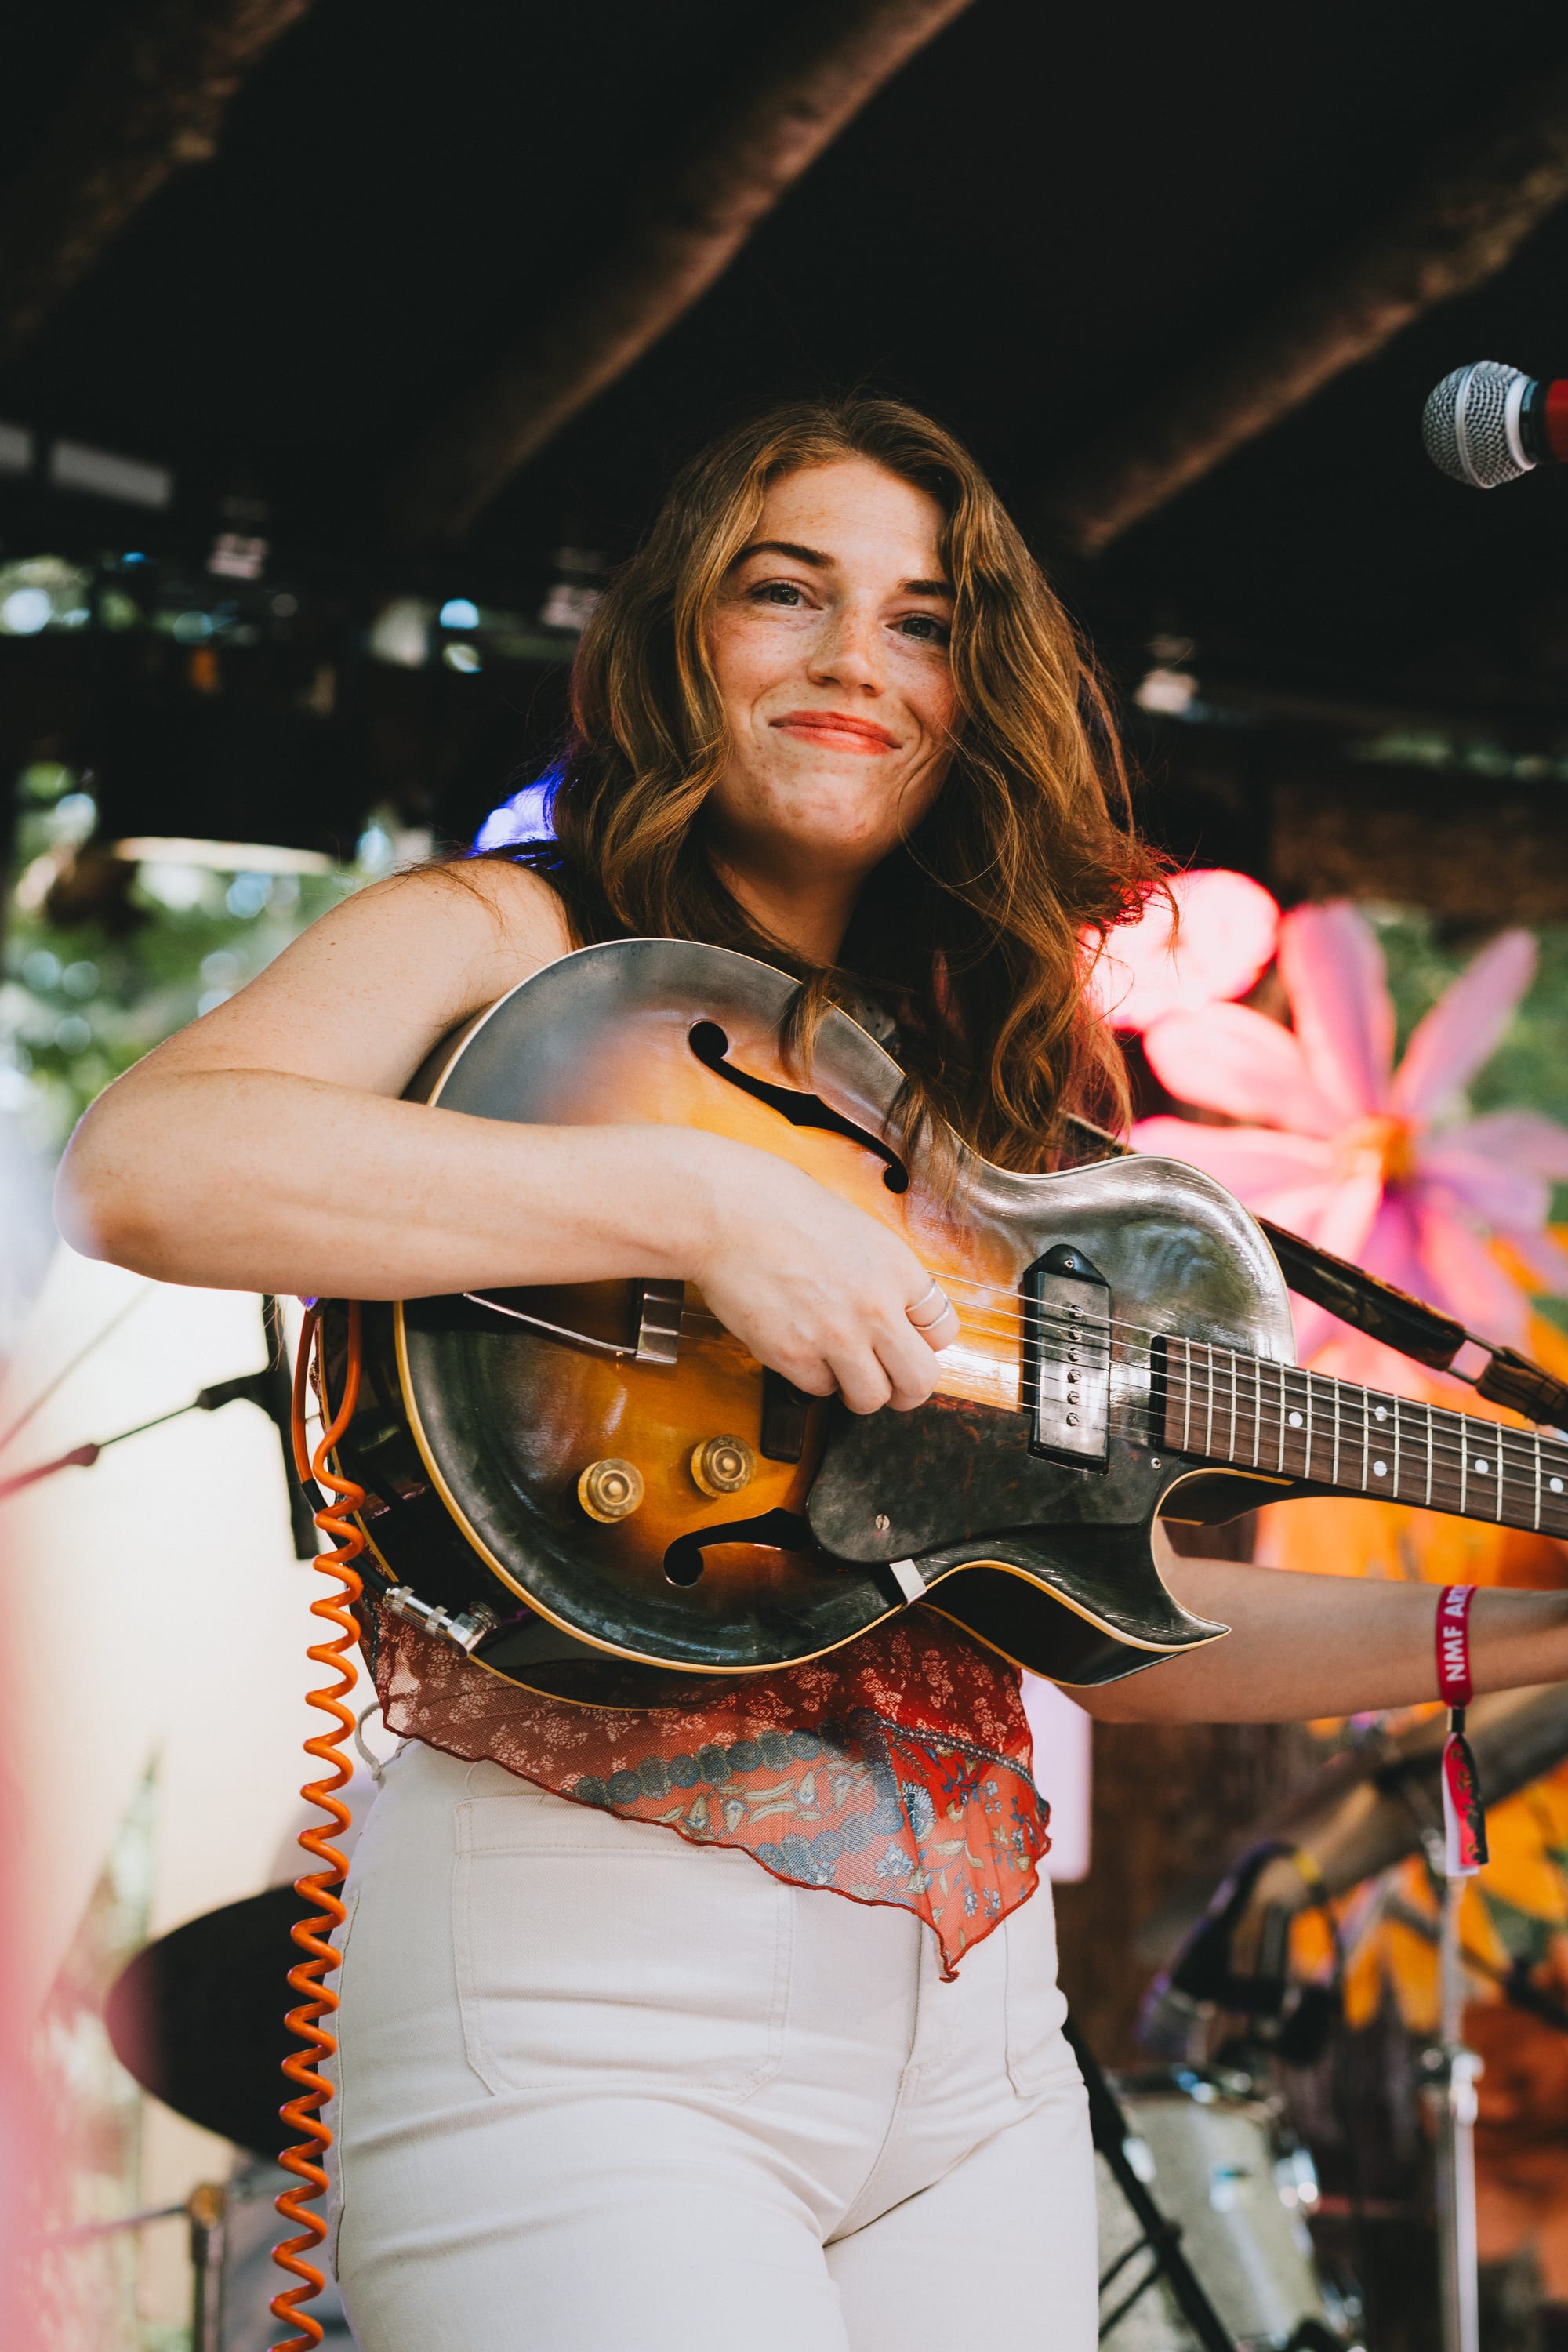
[1079,1524,1568,1723]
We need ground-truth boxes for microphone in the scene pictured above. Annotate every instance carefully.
[1423,361,1568,488]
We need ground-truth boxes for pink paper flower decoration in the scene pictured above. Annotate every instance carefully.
[1132,902,1568,1366]
[1091,868,1280,1032]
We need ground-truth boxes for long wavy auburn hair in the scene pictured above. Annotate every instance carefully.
[503,396,1166,1171]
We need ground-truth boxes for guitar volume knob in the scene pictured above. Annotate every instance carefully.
[690,1436,757,1497]
[578,1457,644,1522]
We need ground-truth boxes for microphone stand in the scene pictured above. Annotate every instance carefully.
[1417,1831,1482,2352]
[0,1297,318,1553]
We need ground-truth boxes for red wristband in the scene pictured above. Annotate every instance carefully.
[1436,1584,1475,1710]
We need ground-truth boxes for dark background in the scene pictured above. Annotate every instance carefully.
[9,2,1568,875]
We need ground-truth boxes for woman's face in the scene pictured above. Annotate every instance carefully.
[703,457,957,906]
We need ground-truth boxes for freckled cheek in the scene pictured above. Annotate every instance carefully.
[709,611,813,710]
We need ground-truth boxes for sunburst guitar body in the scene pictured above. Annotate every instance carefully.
[323,938,1561,1708]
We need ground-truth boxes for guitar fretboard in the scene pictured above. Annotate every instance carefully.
[1161,1341,1568,1538]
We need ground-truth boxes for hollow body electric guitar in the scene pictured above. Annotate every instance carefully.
[322,938,1568,1707]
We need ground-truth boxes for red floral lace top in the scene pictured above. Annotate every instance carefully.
[369,1603,1050,1977]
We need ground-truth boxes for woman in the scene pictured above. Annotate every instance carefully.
[58,399,1568,2351]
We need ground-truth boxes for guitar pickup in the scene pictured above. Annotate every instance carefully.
[1022,1246,1110,1468]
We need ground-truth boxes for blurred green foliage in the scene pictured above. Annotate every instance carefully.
[1368,906,1568,1130]
[2,760,366,1155]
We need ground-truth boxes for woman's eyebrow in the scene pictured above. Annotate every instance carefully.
[736,539,953,597]
[736,538,832,568]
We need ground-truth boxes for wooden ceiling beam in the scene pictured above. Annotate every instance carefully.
[0,0,315,378]
[386,0,977,546]
[1046,67,1568,557]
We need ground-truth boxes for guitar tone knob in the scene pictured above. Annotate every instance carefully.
[690,1435,757,1497]
[578,1457,644,1522]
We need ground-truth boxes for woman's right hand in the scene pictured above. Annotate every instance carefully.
[685,1135,960,1414]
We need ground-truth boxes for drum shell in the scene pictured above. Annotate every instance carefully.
[1099,2072,1334,2349]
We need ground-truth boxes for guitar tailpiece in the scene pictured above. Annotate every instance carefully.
[381,1584,499,1654]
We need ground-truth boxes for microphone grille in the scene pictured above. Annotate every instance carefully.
[1422,361,1530,488]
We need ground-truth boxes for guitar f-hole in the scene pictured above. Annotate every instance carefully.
[663,1507,818,1586]
[688,1021,909,1192]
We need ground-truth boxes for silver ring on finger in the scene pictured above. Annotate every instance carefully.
[907,1281,950,1333]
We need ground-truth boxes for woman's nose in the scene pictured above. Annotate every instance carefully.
[807,601,880,691]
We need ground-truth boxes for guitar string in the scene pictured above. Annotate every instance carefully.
[666,1299,1567,1490]
[884,1268,1479,1367]
[665,1335,1562,1512]
[873,1268,1548,1419]
[673,1283,1519,1461]
[672,1298,1561,1477]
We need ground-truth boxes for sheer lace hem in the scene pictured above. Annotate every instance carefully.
[370,1605,1050,1976]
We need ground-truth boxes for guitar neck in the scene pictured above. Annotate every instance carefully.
[1162,1341,1568,1537]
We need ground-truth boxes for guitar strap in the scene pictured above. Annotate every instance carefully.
[1064,1114,1568,1434]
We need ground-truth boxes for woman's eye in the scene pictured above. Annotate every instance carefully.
[898,612,949,644]
[752,580,806,607]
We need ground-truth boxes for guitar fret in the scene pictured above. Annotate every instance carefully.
[1550,1444,1568,1533]
[1160,1338,1568,1547]
[1229,1349,1239,1464]
[1457,1411,1476,1524]
[1425,1403,1434,1509]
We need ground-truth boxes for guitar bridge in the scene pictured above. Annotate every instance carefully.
[1022,1245,1110,1468]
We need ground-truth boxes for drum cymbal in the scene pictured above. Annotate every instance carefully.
[1138,1682,1568,1967]
[107,1884,314,2161]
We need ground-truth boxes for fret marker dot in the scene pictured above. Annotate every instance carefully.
[1373,1460,1388,1477]
[1474,1458,1489,1475]
[1373,1406,1388,1422]
[1553,1478,1564,1495]
[1287,1410,1304,1427]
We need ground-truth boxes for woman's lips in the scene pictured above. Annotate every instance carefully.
[770,709,901,752]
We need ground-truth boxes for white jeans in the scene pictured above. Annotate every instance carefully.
[330,1740,1096,2350]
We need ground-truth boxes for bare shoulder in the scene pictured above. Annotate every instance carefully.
[108,857,576,1100]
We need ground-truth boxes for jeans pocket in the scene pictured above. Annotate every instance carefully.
[452,1794,791,2101]
[1004,1880,1066,2096]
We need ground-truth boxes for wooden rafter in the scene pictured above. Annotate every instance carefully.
[1047,67,1568,556]
[387,0,978,546]
[0,0,315,377]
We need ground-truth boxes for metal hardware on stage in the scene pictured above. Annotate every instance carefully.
[1140,1682,1568,1980]
[1070,2017,1356,2350]
[1134,1684,1568,2352]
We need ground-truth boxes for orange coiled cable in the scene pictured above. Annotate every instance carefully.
[270,1301,366,2352]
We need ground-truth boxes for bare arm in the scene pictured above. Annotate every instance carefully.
[1077,1521,1568,1722]
[55,862,958,1411]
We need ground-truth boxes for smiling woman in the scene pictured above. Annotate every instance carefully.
[53,397,1568,2352]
